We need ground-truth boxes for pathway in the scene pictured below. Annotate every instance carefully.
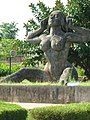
[10,102,62,109]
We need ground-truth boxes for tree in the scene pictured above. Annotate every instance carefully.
[29,1,51,21]
[66,0,90,79]
[67,0,90,28]
[0,39,21,58]
[0,22,19,39]
[24,1,51,35]
[53,0,65,13]
[23,1,52,67]
[24,19,39,37]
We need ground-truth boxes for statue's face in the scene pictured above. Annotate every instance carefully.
[48,11,65,27]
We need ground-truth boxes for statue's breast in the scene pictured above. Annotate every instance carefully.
[40,35,51,52]
[51,35,65,51]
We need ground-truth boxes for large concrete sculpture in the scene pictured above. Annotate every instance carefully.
[1,11,90,84]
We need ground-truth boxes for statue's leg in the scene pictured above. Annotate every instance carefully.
[0,68,50,83]
[65,61,78,82]
[59,67,71,85]
[44,62,53,80]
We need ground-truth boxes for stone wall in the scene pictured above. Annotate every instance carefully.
[0,85,90,103]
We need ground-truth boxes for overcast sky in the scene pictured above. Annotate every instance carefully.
[0,0,67,39]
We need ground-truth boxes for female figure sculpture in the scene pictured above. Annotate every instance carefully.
[2,11,90,84]
[26,10,90,83]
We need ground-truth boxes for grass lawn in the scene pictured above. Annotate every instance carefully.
[0,79,90,86]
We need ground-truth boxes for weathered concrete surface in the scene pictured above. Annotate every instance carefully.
[0,85,90,103]
[75,86,90,102]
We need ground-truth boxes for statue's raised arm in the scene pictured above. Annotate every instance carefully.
[66,26,90,43]
[26,17,48,44]
[26,37,41,44]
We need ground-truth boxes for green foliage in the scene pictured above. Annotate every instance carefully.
[0,63,22,76]
[0,39,17,58]
[67,0,90,79]
[29,103,90,120]
[0,39,17,57]
[11,63,23,73]
[23,1,52,67]
[24,19,39,37]
[77,67,85,76]
[0,101,27,120]
[24,1,51,36]
[0,63,10,76]
[67,0,90,28]
[68,43,90,72]
[0,22,19,39]
[23,45,44,67]
[0,39,29,58]
[19,41,45,67]
[29,1,51,21]
[0,38,44,68]
[80,81,90,86]
[53,0,65,13]
[0,39,28,58]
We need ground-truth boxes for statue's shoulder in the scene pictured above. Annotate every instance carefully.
[39,34,51,41]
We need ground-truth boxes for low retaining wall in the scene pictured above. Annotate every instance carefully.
[0,85,90,103]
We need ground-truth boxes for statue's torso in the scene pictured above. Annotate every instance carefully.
[40,35,71,81]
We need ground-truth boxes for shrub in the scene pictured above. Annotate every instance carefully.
[0,101,27,120]
[77,67,85,76]
[29,103,90,120]
[0,63,9,76]
[0,63,22,77]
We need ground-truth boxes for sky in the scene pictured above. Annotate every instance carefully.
[0,0,67,40]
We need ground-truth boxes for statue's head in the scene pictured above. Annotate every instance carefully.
[48,11,66,27]
[27,11,72,39]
